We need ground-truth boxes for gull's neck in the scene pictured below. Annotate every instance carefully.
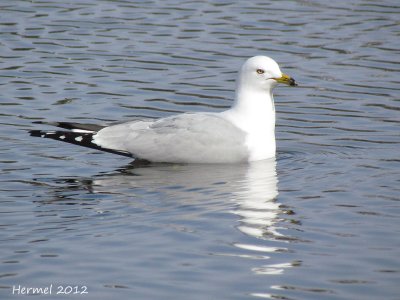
[232,88,275,121]
[226,82,276,132]
[222,83,276,161]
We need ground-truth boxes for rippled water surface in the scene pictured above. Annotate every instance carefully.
[1,1,399,299]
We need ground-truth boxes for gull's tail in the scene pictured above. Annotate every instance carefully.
[29,121,132,158]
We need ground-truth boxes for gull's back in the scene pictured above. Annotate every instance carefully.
[93,113,249,163]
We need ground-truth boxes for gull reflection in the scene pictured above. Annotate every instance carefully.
[230,158,280,239]
[38,158,294,277]
[228,159,295,276]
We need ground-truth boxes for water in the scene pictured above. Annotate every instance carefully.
[1,0,399,299]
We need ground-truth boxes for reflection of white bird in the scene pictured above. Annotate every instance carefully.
[231,158,280,239]
[30,56,296,163]
[86,160,281,242]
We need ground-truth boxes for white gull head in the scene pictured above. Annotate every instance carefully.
[238,56,284,91]
[222,56,296,161]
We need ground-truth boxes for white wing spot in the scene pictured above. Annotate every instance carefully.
[72,129,92,133]
[75,136,83,142]
[41,134,45,138]
[59,135,66,140]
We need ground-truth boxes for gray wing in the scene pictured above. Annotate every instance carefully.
[93,113,248,163]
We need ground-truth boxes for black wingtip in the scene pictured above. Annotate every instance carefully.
[29,130,45,137]
[29,129,133,158]
[31,121,104,132]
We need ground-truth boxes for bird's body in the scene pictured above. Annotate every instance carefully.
[30,56,296,164]
[93,112,248,163]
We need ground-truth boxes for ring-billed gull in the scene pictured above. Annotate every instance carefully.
[30,56,297,164]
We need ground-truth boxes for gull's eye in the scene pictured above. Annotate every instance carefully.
[256,69,264,74]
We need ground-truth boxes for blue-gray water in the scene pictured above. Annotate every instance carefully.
[1,0,399,299]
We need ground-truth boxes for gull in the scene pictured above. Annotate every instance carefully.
[30,56,297,164]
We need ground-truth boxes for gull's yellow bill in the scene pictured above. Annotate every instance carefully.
[274,73,297,86]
